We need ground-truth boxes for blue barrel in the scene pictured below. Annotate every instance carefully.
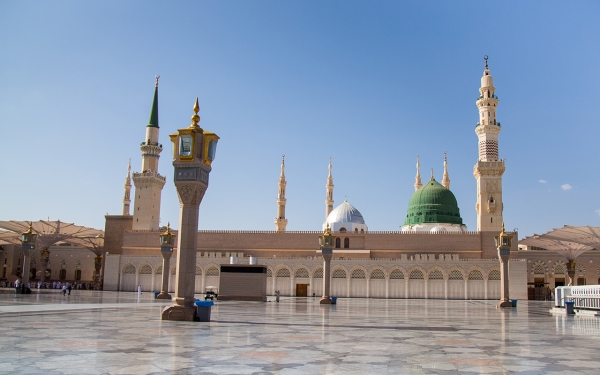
[331,296,337,304]
[510,299,517,307]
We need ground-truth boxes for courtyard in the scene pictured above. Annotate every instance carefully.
[0,290,599,374]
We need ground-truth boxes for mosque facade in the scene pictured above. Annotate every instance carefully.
[101,60,535,300]
[5,60,598,299]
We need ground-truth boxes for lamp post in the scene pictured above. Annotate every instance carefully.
[157,223,176,299]
[319,224,335,304]
[19,223,37,294]
[162,97,219,321]
[495,223,513,308]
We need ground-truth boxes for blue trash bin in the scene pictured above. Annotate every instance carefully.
[194,300,214,321]
[154,291,159,298]
[331,296,337,304]
[510,299,517,307]
[564,301,575,315]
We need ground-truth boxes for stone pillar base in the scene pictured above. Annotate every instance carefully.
[497,301,513,308]
[156,293,172,300]
[161,305,196,321]
[319,297,332,304]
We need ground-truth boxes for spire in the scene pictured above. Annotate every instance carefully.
[484,55,489,70]
[414,155,422,191]
[325,157,334,220]
[147,75,159,128]
[430,169,434,180]
[275,155,288,232]
[279,155,285,180]
[122,159,132,215]
[442,152,450,189]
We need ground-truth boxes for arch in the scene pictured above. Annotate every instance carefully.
[409,269,424,279]
[335,238,341,248]
[139,265,152,275]
[351,269,366,279]
[206,266,220,276]
[195,265,203,275]
[577,264,586,274]
[389,269,405,279]
[332,268,347,278]
[354,228,358,233]
[428,269,444,280]
[313,268,323,278]
[155,264,163,274]
[340,227,347,233]
[267,268,273,277]
[488,269,501,280]
[531,260,547,275]
[344,238,350,248]
[554,261,566,275]
[122,264,136,274]
[171,266,177,276]
[276,268,291,277]
[370,269,386,280]
[468,270,484,280]
[448,269,464,280]
[294,268,309,278]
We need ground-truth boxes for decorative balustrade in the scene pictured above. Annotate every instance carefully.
[556,285,600,309]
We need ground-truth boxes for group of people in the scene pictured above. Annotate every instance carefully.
[3,280,95,294]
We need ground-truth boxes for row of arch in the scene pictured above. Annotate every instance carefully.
[268,265,500,281]
[120,263,221,292]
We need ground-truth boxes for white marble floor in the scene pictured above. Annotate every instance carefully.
[0,289,599,374]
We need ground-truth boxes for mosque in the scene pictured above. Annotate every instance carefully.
[3,60,599,299]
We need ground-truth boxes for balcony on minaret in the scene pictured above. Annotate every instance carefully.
[132,171,166,182]
[141,141,163,147]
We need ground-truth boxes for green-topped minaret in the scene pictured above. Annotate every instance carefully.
[132,76,166,231]
[147,76,159,128]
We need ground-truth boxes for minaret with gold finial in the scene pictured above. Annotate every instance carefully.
[474,56,505,232]
[414,156,422,191]
[325,157,334,221]
[122,159,132,215]
[132,76,166,230]
[274,155,288,232]
[442,152,450,189]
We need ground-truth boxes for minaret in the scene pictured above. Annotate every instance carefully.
[122,159,132,215]
[442,152,450,189]
[274,155,288,232]
[474,56,505,232]
[414,156,422,191]
[132,76,166,230]
[325,157,334,220]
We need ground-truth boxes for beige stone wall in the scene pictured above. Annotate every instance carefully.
[104,215,133,255]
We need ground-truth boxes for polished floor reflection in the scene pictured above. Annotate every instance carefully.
[0,289,599,374]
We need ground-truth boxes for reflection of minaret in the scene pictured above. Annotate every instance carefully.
[325,157,334,220]
[442,152,450,189]
[132,76,166,231]
[414,156,422,191]
[122,159,132,215]
[274,155,288,232]
[474,56,505,232]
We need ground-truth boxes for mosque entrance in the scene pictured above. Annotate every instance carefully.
[296,284,308,297]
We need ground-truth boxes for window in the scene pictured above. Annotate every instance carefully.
[390,269,404,279]
[351,269,366,279]
[344,238,350,248]
[332,269,347,278]
[295,268,309,278]
[335,238,340,248]
[340,227,347,233]
[276,268,291,277]
[370,269,385,279]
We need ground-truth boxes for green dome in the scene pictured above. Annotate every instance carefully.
[403,179,463,226]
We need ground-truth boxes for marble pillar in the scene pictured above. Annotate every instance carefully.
[320,248,332,304]
[156,251,172,299]
[497,246,512,308]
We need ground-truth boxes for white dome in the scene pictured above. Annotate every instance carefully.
[323,199,368,232]
[430,226,447,233]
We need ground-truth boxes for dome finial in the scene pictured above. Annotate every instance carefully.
[190,97,200,127]
[442,152,450,189]
[414,155,422,191]
[431,169,434,180]
[155,75,160,88]
[484,55,489,70]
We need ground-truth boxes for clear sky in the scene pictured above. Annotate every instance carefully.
[1,1,599,238]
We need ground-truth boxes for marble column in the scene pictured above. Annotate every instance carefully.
[320,248,332,304]
[497,246,512,308]
[40,249,50,283]
[567,260,576,286]
[157,251,172,299]
[19,247,32,293]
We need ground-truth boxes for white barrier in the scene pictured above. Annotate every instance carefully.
[556,285,600,310]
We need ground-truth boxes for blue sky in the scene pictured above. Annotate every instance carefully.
[1,1,599,238]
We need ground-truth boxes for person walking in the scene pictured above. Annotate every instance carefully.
[67,283,72,296]
[62,284,67,296]
[276,290,280,303]
[137,284,142,295]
